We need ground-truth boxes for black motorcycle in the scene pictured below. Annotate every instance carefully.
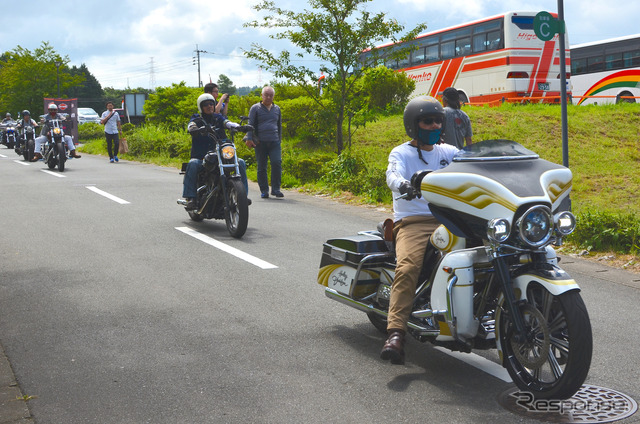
[1,120,19,149]
[177,118,253,238]
[42,118,68,172]
[16,124,36,161]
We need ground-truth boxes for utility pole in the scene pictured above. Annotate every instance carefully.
[194,45,205,87]
[149,57,156,90]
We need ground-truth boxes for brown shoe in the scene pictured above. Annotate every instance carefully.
[70,150,81,158]
[380,330,405,365]
[30,153,42,162]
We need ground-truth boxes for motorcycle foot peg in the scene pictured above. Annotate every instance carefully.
[177,199,187,206]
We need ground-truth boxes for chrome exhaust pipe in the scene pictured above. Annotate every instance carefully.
[177,199,187,206]
[324,288,439,336]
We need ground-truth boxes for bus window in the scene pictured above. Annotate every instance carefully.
[456,37,472,56]
[587,56,604,73]
[487,31,502,50]
[511,15,534,30]
[441,41,455,59]
[425,44,439,62]
[623,50,640,67]
[572,57,587,75]
[473,34,487,52]
[605,53,623,70]
[412,47,426,65]
[398,52,411,68]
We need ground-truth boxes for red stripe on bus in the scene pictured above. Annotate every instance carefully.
[430,57,464,95]
[461,57,508,72]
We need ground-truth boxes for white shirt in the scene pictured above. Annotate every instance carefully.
[386,141,459,222]
[101,110,121,134]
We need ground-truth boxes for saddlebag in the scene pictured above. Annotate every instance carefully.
[318,234,393,298]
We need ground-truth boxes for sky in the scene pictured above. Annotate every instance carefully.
[1,0,638,91]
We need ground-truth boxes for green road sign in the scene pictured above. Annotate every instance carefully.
[534,11,557,41]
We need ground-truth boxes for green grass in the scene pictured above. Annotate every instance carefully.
[78,103,640,254]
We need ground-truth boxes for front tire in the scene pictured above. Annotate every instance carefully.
[499,285,592,399]
[57,142,66,172]
[224,178,248,238]
[26,139,34,162]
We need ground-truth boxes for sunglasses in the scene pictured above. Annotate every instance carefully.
[202,101,215,107]
[419,116,443,125]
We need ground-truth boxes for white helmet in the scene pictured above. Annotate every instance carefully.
[48,103,58,111]
[197,93,215,114]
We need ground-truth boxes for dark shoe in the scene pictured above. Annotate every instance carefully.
[271,191,284,198]
[247,198,252,206]
[185,198,196,210]
[261,192,269,199]
[30,153,42,162]
[380,330,405,365]
[70,150,81,158]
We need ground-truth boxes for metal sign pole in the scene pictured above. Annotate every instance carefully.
[558,0,569,168]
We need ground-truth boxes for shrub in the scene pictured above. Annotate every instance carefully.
[78,123,103,140]
[570,211,640,254]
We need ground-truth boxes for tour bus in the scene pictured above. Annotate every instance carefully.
[361,11,570,105]
[570,34,640,105]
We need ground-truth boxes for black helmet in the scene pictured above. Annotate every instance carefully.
[22,110,30,117]
[403,96,445,139]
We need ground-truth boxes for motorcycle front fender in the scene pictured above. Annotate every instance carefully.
[511,265,580,300]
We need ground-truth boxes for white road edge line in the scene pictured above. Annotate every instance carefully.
[0,154,7,158]
[14,160,30,166]
[433,346,512,382]
[175,226,278,270]
[41,170,66,178]
[86,186,130,204]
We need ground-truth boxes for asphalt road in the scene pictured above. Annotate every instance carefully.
[1,147,639,423]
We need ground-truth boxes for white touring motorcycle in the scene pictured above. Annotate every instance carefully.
[318,139,592,400]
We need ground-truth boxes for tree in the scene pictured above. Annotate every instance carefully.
[217,74,237,96]
[142,82,200,129]
[0,42,84,117]
[244,0,426,153]
[67,63,104,111]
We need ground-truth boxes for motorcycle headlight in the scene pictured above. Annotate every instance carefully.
[487,218,511,243]
[554,211,576,236]
[53,128,61,135]
[221,145,235,160]
[517,206,552,247]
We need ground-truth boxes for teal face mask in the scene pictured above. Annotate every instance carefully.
[418,128,442,145]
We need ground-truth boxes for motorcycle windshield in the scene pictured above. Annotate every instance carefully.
[454,139,538,162]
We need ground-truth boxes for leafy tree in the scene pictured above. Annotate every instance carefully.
[0,42,84,117]
[244,0,426,153]
[142,82,201,129]
[217,74,237,96]
[67,63,104,111]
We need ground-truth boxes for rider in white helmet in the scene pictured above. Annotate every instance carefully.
[31,103,81,161]
[181,93,252,209]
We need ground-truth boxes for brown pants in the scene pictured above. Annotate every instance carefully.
[387,215,440,332]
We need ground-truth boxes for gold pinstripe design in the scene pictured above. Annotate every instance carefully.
[422,182,518,212]
[546,178,572,203]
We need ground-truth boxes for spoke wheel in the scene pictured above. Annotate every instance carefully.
[499,284,592,399]
[224,179,248,238]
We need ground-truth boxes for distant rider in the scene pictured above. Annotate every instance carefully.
[17,110,38,130]
[31,103,81,161]
[182,93,252,209]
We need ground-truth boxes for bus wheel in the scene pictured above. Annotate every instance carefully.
[616,91,635,104]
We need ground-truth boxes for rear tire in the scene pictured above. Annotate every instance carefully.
[367,312,388,334]
[224,178,248,238]
[616,91,635,104]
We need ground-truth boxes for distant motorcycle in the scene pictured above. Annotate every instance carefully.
[42,118,68,171]
[177,118,253,238]
[318,139,592,400]
[15,124,36,161]
[1,120,19,149]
